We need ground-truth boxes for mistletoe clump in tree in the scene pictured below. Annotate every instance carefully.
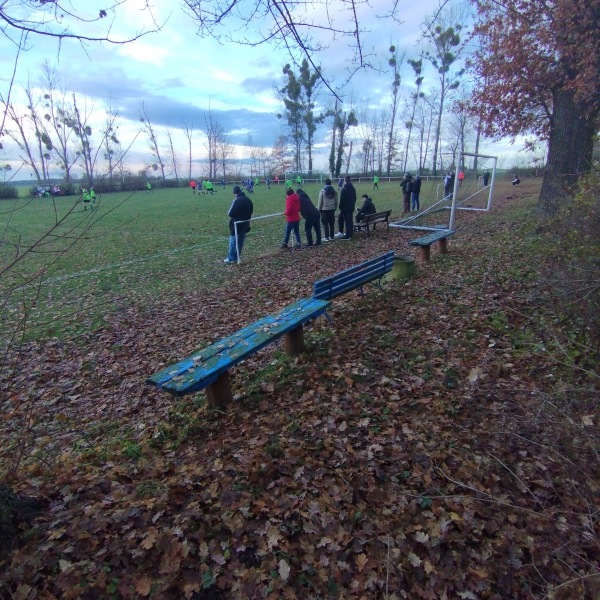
[469,0,600,215]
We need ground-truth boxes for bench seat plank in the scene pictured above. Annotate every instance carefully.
[409,229,455,247]
[147,297,331,396]
[313,251,395,300]
[409,229,456,261]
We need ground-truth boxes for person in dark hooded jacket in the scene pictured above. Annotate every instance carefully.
[355,195,376,222]
[297,189,322,246]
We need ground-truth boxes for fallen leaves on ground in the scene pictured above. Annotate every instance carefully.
[1,181,598,599]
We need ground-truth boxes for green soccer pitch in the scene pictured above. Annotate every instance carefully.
[0,180,444,340]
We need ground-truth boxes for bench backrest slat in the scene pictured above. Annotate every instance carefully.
[363,210,391,222]
[313,251,394,300]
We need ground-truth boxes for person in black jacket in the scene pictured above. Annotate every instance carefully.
[400,173,412,213]
[297,189,322,246]
[335,176,357,239]
[411,175,422,211]
[356,195,376,222]
[225,185,253,263]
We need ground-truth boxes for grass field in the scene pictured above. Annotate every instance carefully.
[0,178,491,341]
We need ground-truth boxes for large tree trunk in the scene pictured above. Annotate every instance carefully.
[539,88,597,215]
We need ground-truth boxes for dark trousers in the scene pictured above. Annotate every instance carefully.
[321,210,335,238]
[305,215,322,246]
[341,210,353,238]
[403,192,410,213]
[338,211,345,234]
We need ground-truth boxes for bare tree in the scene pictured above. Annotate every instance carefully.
[204,108,222,181]
[3,87,49,183]
[100,99,121,185]
[165,129,180,185]
[270,134,293,177]
[217,133,235,180]
[68,93,95,185]
[39,63,79,185]
[402,55,424,174]
[139,102,166,182]
[424,16,466,175]
[385,45,404,177]
[182,0,373,98]
[412,91,437,173]
[182,121,195,181]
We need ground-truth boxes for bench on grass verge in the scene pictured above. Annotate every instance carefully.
[146,297,331,408]
[313,250,395,301]
[409,229,456,261]
[354,210,392,237]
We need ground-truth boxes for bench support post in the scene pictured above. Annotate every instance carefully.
[206,371,233,408]
[284,325,305,355]
[438,238,448,254]
[418,246,431,261]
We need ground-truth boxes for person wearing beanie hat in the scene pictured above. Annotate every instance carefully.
[224,185,253,263]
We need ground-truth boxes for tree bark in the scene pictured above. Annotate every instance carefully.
[539,88,597,215]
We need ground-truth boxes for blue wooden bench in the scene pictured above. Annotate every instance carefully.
[313,251,395,300]
[147,297,331,408]
[409,229,456,261]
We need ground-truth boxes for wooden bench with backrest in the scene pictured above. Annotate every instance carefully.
[353,210,392,237]
[313,250,395,300]
[409,229,456,261]
[147,297,330,408]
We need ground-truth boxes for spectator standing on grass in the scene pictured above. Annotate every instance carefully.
[411,175,422,211]
[281,188,302,249]
[224,185,253,263]
[318,178,338,242]
[335,176,357,240]
[356,194,376,222]
[483,171,490,187]
[400,173,412,214]
[458,171,465,187]
[373,175,379,190]
[298,189,322,247]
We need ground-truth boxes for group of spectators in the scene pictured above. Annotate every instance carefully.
[399,174,423,213]
[223,176,377,263]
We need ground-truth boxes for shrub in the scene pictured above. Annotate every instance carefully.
[0,185,19,199]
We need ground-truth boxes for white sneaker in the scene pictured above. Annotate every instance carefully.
[223,258,235,263]
[334,232,345,238]
[322,237,330,242]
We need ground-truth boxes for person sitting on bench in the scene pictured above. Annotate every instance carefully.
[356,195,376,222]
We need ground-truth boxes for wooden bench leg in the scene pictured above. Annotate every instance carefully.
[418,246,431,261]
[284,324,305,355]
[206,371,233,408]
[438,237,448,254]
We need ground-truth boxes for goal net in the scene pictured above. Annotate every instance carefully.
[390,151,498,233]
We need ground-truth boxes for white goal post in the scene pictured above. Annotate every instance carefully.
[390,150,497,233]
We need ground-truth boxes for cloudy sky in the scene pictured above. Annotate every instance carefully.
[0,0,532,179]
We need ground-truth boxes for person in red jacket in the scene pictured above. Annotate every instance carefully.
[281,187,302,249]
